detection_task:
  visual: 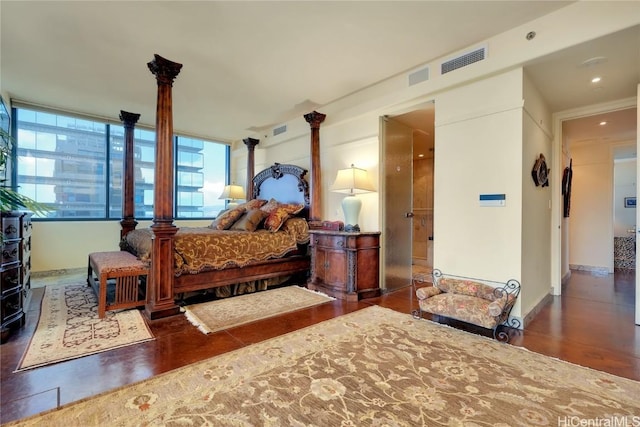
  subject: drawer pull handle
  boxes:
[337,241,344,247]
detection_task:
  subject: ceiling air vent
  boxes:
[408,67,429,86]
[273,124,287,136]
[441,46,486,75]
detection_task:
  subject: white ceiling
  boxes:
[0,1,637,147]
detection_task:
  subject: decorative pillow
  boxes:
[263,207,292,232]
[209,207,245,230]
[237,199,267,211]
[230,209,269,232]
[260,198,280,213]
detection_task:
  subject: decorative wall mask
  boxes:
[531,153,549,187]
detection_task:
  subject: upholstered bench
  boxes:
[87,251,149,318]
[412,269,521,342]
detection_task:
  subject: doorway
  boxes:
[380,103,435,291]
[557,104,638,325]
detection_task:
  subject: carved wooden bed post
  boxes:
[146,54,183,319]
[243,137,259,200]
[119,110,141,239]
[304,111,326,221]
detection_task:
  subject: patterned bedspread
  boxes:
[122,217,310,276]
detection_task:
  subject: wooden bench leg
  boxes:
[98,274,107,319]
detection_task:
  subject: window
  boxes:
[15,107,229,220]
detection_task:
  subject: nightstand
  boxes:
[307,230,381,301]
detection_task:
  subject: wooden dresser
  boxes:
[1,211,31,343]
[307,230,381,301]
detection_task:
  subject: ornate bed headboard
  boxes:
[253,163,310,219]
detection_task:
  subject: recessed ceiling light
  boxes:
[591,77,601,83]
[599,121,607,126]
[580,56,608,68]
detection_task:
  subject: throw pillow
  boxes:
[237,199,267,211]
[260,198,280,213]
[263,207,291,232]
[230,209,269,232]
[209,207,245,230]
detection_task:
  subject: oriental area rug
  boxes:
[183,285,335,334]
[16,284,154,372]
[7,306,640,426]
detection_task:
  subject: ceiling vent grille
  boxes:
[408,67,429,86]
[441,46,486,75]
[273,124,287,136]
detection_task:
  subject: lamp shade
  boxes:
[330,164,375,232]
[329,164,375,195]
[218,184,246,201]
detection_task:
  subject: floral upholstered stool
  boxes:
[87,251,149,318]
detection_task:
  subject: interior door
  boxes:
[381,116,413,291]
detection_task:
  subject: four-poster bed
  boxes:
[120,54,325,319]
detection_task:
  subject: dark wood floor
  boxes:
[1,269,639,424]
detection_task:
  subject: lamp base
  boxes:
[344,223,360,232]
[342,195,362,233]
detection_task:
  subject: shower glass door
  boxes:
[381,116,413,291]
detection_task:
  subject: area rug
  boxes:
[16,284,154,372]
[7,305,640,426]
[183,285,334,334]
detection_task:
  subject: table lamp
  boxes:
[218,184,246,208]
[330,164,375,231]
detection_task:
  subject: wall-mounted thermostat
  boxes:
[479,194,506,207]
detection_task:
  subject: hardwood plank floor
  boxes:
[1,269,638,424]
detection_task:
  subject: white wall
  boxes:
[521,72,553,318]
[434,69,523,283]
[569,142,613,272]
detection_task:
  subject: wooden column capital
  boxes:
[147,54,183,86]
[304,111,326,129]
[243,137,259,151]
[119,110,140,129]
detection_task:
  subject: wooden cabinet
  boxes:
[1,212,30,343]
[307,230,380,301]
[1,212,24,342]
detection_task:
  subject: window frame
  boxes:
[12,105,230,221]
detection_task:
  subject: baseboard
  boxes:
[561,270,571,285]
[521,292,554,329]
[32,267,85,279]
[569,264,610,276]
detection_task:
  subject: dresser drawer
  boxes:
[1,267,21,295]
[312,234,347,249]
[22,235,31,259]
[21,214,33,237]
[1,288,23,324]
[2,242,20,266]
[1,217,20,241]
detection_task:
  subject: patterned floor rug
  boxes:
[183,285,335,334]
[16,284,154,372]
[7,305,640,426]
